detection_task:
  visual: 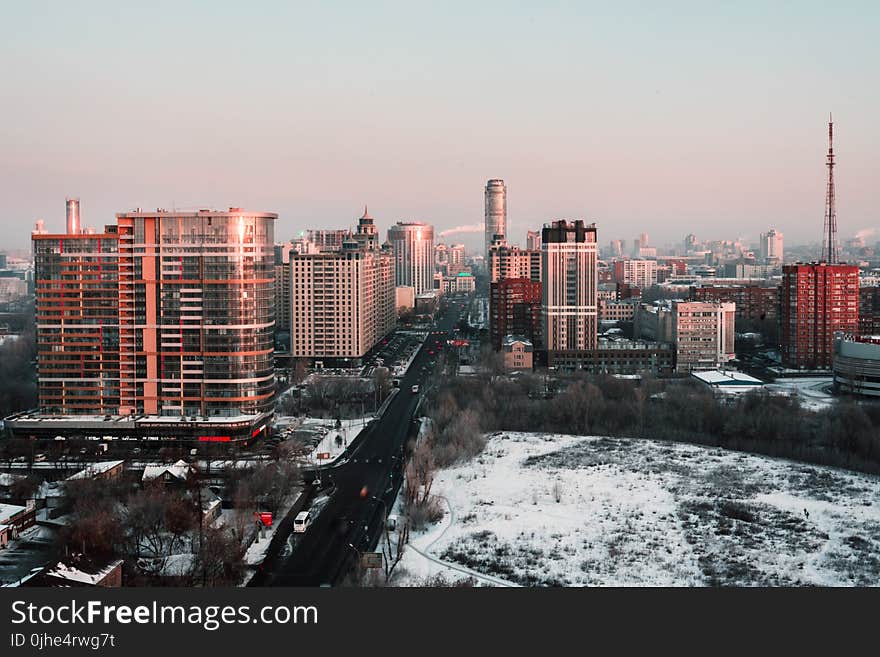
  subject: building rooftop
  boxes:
[66,461,125,481]
[691,370,764,388]
[0,503,27,524]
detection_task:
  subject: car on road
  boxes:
[411,384,420,394]
[294,511,313,533]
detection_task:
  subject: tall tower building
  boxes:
[484,179,507,260]
[541,220,598,353]
[387,222,435,294]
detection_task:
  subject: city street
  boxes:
[258,303,462,586]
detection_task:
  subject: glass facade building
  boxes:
[33,208,276,419]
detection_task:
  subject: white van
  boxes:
[293,511,312,533]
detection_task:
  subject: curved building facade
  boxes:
[833,334,880,397]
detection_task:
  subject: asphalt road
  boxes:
[261,300,462,586]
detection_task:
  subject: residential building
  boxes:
[488,240,541,283]
[613,259,657,289]
[490,278,542,350]
[541,220,598,353]
[859,286,880,337]
[690,285,779,322]
[305,229,349,252]
[672,301,736,372]
[599,298,639,322]
[780,263,860,369]
[760,229,784,264]
[526,230,541,251]
[291,213,395,361]
[28,206,276,420]
[502,336,533,371]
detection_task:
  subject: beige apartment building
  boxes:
[488,239,541,283]
[290,213,395,361]
[541,220,598,353]
[672,301,736,372]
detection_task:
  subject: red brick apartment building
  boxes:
[691,285,779,322]
[490,278,542,350]
[780,263,859,369]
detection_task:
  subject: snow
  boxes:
[0,503,27,525]
[764,377,835,411]
[66,460,124,480]
[142,460,191,482]
[297,416,373,465]
[392,433,880,586]
[45,559,122,585]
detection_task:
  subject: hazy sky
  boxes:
[1,1,878,251]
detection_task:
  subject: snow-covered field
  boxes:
[392,433,880,586]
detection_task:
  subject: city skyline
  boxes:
[2,3,879,250]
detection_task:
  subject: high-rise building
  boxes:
[273,242,295,348]
[859,286,880,337]
[388,222,435,294]
[490,278,542,350]
[484,179,507,259]
[434,243,450,275]
[780,263,859,369]
[30,207,277,420]
[526,230,541,251]
[613,259,657,289]
[488,240,541,283]
[305,228,350,251]
[448,244,466,274]
[759,229,784,264]
[541,220,598,352]
[291,211,395,361]
[671,301,736,372]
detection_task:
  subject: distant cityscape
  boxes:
[0,118,878,589]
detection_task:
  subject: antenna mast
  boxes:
[822,114,838,263]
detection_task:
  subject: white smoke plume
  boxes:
[854,227,877,241]
[439,223,484,238]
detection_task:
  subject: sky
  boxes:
[1,1,878,252]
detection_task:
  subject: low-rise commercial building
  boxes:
[833,334,880,398]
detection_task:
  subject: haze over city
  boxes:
[2,1,879,250]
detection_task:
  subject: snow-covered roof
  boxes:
[66,460,125,481]
[691,370,764,387]
[142,459,191,482]
[0,473,26,487]
[44,559,123,586]
[0,503,28,524]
